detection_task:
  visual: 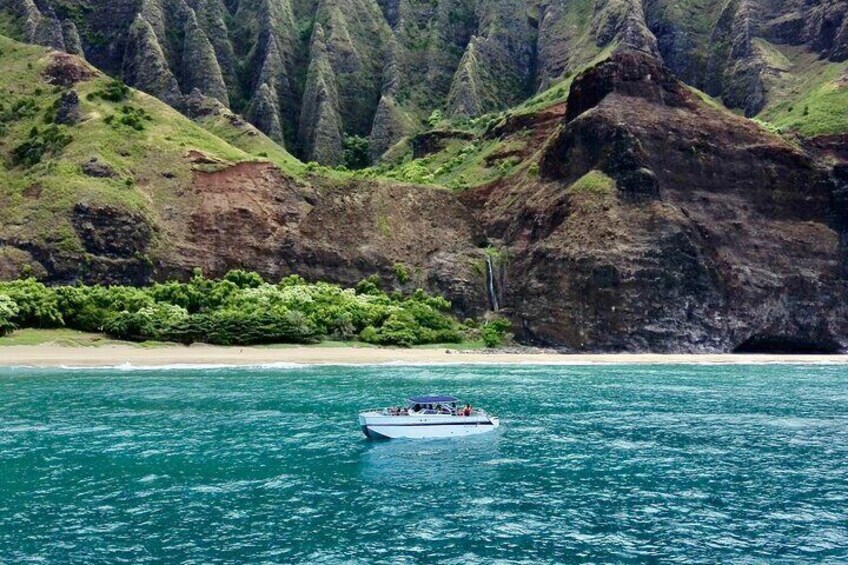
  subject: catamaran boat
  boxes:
[358,395,500,439]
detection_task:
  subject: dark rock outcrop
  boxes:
[53,90,81,125]
[42,52,95,86]
[476,52,848,351]
[410,130,475,159]
[72,203,153,259]
[562,51,689,123]
[80,158,117,178]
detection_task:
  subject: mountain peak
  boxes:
[565,51,692,123]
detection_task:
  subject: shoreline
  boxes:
[1,343,847,368]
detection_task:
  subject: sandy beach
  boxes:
[1,343,847,367]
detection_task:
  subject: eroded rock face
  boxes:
[68,203,156,285]
[3,5,848,352]
[647,0,848,115]
[122,13,183,109]
[80,158,117,178]
[7,0,843,163]
[71,203,153,258]
[297,23,345,165]
[42,52,95,87]
[150,161,489,317]
[445,0,533,118]
[53,90,81,125]
[145,53,846,351]
[476,52,848,351]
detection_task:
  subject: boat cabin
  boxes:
[408,395,458,414]
[382,395,476,416]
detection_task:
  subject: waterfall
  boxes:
[485,255,499,312]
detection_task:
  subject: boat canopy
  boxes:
[408,395,459,404]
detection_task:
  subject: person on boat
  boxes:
[463,404,472,416]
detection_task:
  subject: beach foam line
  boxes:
[1,357,846,371]
[56,361,315,371]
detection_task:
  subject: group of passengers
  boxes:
[388,403,474,416]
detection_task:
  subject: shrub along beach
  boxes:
[2,273,846,368]
[0,270,510,348]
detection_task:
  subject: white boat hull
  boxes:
[358,413,500,439]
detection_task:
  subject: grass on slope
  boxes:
[367,136,526,190]
[193,112,306,175]
[0,328,132,347]
[0,35,306,259]
[567,171,616,196]
[375,37,847,193]
[0,328,489,350]
[756,42,848,137]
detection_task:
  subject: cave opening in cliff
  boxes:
[733,335,842,354]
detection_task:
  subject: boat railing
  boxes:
[364,407,406,414]
[361,407,496,418]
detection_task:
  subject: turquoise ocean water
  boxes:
[1,363,847,563]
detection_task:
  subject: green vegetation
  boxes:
[687,85,730,112]
[481,318,511,348]
[89,79,130,103]
[1,97,39,123]
[11,124,73,167]
[567,170,616,196]
[368,136,525,189]
[756,44,848,136]
[194,111,305,176]
[359,45,629,191]
[104,105,153,131]
[343,134,370,170]
[0,271,493,348]
[0,11,21,40]
[0,294,18,336]
[0,327,131,347]
[393,263,411,284]
[0,34,308,259]
[513,75,574,117]
[0,278,63,327]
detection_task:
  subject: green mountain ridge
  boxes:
[2,0,845,166]
[1,3,848,353]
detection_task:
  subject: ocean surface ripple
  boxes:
[1,364,847,563]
